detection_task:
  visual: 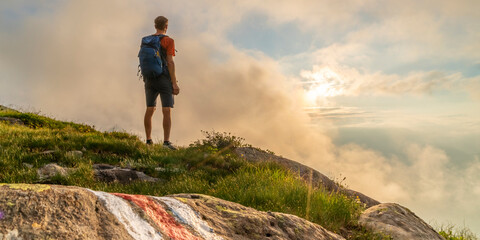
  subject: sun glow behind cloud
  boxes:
[302,67,345,105]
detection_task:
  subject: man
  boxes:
[143,16,180,149]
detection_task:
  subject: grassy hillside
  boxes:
[0,107,476,240]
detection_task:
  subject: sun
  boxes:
[302,67,344,105]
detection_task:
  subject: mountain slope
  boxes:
[0,105,447,239]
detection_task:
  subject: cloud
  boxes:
[0,1,149,130]
[464,76,480,100]
[330,142,480,231]
[0,0,336,161]
[299,64,480,103]
[1,0,479,235]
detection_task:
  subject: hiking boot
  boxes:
[146,139,153,145]
[163,141,177,150]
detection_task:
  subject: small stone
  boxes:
[22,163,33,168]
[37,163,68,180]
[136,172,158,182]
[66,150,83,158]
[93,164,115,170]
[94,167,159,184]
[81,147,87,151]
[40,150,56,155]
[154,167,181,173]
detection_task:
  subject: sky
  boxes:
[1,0,479,235]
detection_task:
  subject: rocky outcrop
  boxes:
[0,117,24,125]
[93,164,160,183]
[235,147,380,208]
[169,194,344,240]
[359,203,444,240]
[35,163,159,184]
[0,184,344,240]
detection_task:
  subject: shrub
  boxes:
[191,130,245,150]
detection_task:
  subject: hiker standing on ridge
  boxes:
[141,16,180,149]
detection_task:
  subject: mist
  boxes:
[1,0,479,234]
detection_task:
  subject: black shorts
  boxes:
[144,74,174,108]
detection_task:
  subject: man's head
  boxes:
[154,16,168,32]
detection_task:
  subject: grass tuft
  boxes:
[436,224,478,240]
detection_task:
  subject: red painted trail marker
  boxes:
[113,193,201,240]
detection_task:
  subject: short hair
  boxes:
[154,16,168,30]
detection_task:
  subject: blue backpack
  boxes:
[138,34,167,79]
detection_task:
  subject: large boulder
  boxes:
[0,184,344,240]
[235,147,380,208]
[359,203,444,240]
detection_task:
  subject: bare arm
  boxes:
[166,54,179,95]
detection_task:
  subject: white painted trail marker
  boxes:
[156,197,224,240]
[89,190,163,240]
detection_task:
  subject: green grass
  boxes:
[436,224,478,240]
[0,109,396,239]
[0,110,95,132]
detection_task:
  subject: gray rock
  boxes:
[172,193,345,240]
[40,150,57,155]
[0,117,24,126]
[22,163,33,169]
[359,203,444,240]
[0,184,132,239]
[155,167,181,173]
[65,150,83,158]
[37,163,69,180]
[92,163,115,170]
[93,164,159,183]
